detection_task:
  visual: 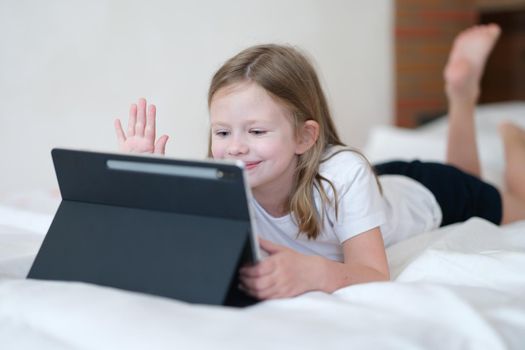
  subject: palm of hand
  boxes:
[121,135,155,153]
[114,98,169,155]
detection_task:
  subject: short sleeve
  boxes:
[320,151,385,243]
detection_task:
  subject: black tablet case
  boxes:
[28,149,258,307]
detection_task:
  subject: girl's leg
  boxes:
[499,122,525,224]
[443,24,501,177]
[442,25,525,224]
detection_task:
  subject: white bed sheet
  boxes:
[0,206,524,350]
[364,101,525,188]
[1,102,525,349]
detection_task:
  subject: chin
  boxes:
[246,176,264,191]
[246,178,258,189]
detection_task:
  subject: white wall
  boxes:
[0,0,393,195]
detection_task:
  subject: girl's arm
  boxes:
[320,226,390,292]
[114,98,169,154]
[239,227,389,299]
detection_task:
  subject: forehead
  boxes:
[209,82,292,124]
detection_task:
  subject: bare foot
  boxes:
[444,24,501,102]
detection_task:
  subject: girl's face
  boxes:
[210,82,302,196]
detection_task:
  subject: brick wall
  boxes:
[395,0,477,127]
[480,8,525,103]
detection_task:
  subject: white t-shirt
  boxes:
[251,146,442,262]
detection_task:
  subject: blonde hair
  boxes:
[207,44,373,240]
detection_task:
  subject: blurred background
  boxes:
[0,0,523,196]
[0,0,394,195]
[396,0,525,127]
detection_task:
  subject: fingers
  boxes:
[145,104,156,141]
[240,261,277,299]
[114,118,126,145]
[135,98,147,136]
[239,257,299,299]
[121,98,166,154]
[248,285,284,300]
[154,135,169,155]
[239,258,275,278]
[127,103,137,136]
[241,275,276,295]
[259,238,283,254]
[240,274,290,300]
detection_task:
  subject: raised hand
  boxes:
[114,98,169,154]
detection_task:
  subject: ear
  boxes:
[295,120,320,155]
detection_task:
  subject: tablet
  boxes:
[28,148,261,306]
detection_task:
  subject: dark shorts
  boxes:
[373,160,503,226]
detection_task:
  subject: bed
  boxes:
[1,102,524,349]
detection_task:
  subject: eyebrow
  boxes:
[210,122,228,128]
[210,120,270,127]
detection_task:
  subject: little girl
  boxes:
[114,24,525,300]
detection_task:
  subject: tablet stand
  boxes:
[28,149,259,307]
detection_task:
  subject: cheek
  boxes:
[257,143,278,157]
[210,141,222,159]
[258,138,293,159]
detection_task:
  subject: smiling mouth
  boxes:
[244,161,261,170]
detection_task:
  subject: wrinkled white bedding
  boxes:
[1,207,524,349]
[1,102,524,349]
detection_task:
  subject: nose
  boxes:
[227,135,249,156]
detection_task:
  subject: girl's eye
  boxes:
[250,129,267,136]
[214,130,230,137]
